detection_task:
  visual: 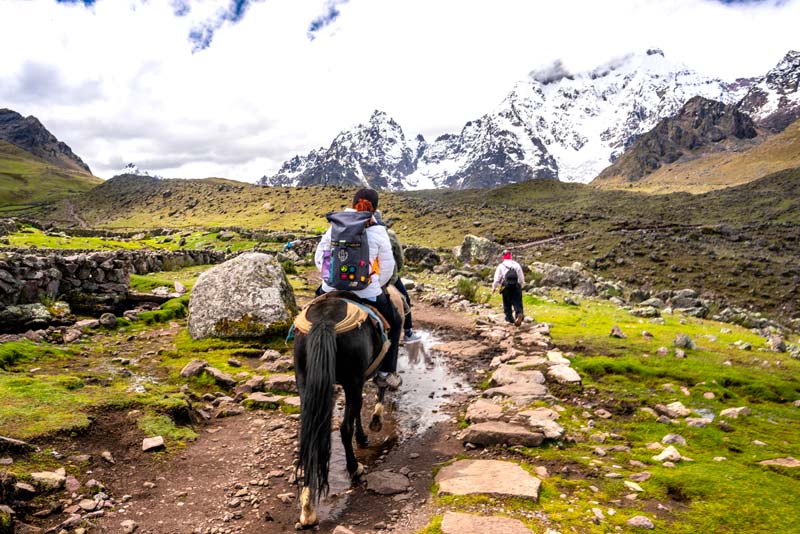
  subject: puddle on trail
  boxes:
[318,328,472,521]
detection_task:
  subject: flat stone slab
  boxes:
[758,457,800,468]
[435,459,541,500]
[490,365,545,387]
[465,399,504,423]
[547,364,581,385]
[483,383,549,404]
[365,471,409,495]
[243,392,285,409]
[441,512,533,534]
[461,422,544,447]
[431,340,491,358]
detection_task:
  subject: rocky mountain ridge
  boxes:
[0,108,92,174]
[261,49,798,190]
[594,96,759,183]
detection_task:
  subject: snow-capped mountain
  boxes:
[262,49,798,189]
[737,50,800,133]
[118,163,160,178]
[259,111,417,190]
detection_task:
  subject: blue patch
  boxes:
[189,0,264,52]
[307,0,349,40]
[55,0,96,5]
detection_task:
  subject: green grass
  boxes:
[0,340,72,370]
[137,413,197,443]
[0,141,101,208]
[138,296,190,324]
[129,264,212,293]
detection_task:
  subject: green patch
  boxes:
[136,414,197,443]
[0,341,72,370]
[139,296,190,324]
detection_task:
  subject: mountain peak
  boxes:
[736,49,800,133]
[0,108,92,174]
[119,163,160,178]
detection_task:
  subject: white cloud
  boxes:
[0,0,797,180]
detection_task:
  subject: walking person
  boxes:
[492,250,525,326]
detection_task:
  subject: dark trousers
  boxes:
[501,285,523,323]
[373,292,403,374]
[393,278,413,332]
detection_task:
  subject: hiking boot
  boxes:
[404,330,422,342]
[514,314,524,326]
[374,372,403,390]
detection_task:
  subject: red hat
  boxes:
[502,250,512,260]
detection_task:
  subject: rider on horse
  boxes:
[313,188,404,390]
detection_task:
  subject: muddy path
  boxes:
[84,302,482,534]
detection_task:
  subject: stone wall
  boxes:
[0,249,226,311]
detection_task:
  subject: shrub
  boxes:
[281,259,297,275]
[456,278,489,304]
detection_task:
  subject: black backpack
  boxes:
[323,211,374,291]
[503,265,519,288]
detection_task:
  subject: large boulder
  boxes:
[188,253,298,339]
[453,235,503,265]
[403,246,441,269]
[529,262,594,292]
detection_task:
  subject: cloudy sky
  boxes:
[0,0,797,181]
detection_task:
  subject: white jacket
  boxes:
[492,259,525,292]
[314,209,395,298]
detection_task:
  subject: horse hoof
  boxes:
[351,463,365,479]
[369,419,382,432]
[356,436,369,447]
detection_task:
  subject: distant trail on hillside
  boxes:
[511,232,585,250]
[64,199,89,229]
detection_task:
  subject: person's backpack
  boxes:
[322,211,375,291]
[503,265,519,288]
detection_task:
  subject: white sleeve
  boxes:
[374,227,395,287]
[314,227,332,271]
[492,264,504,290]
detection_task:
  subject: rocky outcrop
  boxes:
[737,50,800,133]
[453,235,503,265]
[595,96,758,183]
[0,108,92,174]
[188,253,298,339]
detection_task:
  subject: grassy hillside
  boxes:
[0,141,102,214]
[36,168,800,325]
[594,119,800,193]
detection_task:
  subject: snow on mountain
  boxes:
[118,163,161,178]
[261,49,800,189]
[737,50,800,133]
[259,111,417,191]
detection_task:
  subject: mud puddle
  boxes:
[318,329,472,522]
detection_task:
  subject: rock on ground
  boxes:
[188,252,298,339]
[142,436,165,452]
[465,399,504,423]
[364,471,409,495]
[441,511,533,534]
[627,515,655,529]
[720,406,751,418]
[547,364,581,385]
[453,235,503,265]
[435,459,541,500]
[461,422,544,447]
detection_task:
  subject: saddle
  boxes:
[291,288,407,379]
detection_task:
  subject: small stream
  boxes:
[318,328,472,520]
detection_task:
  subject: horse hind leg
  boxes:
[296,487,317,529]
[369,386,387,432]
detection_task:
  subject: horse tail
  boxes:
[299,319,337,503]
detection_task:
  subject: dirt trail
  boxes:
[85,302,479,534]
